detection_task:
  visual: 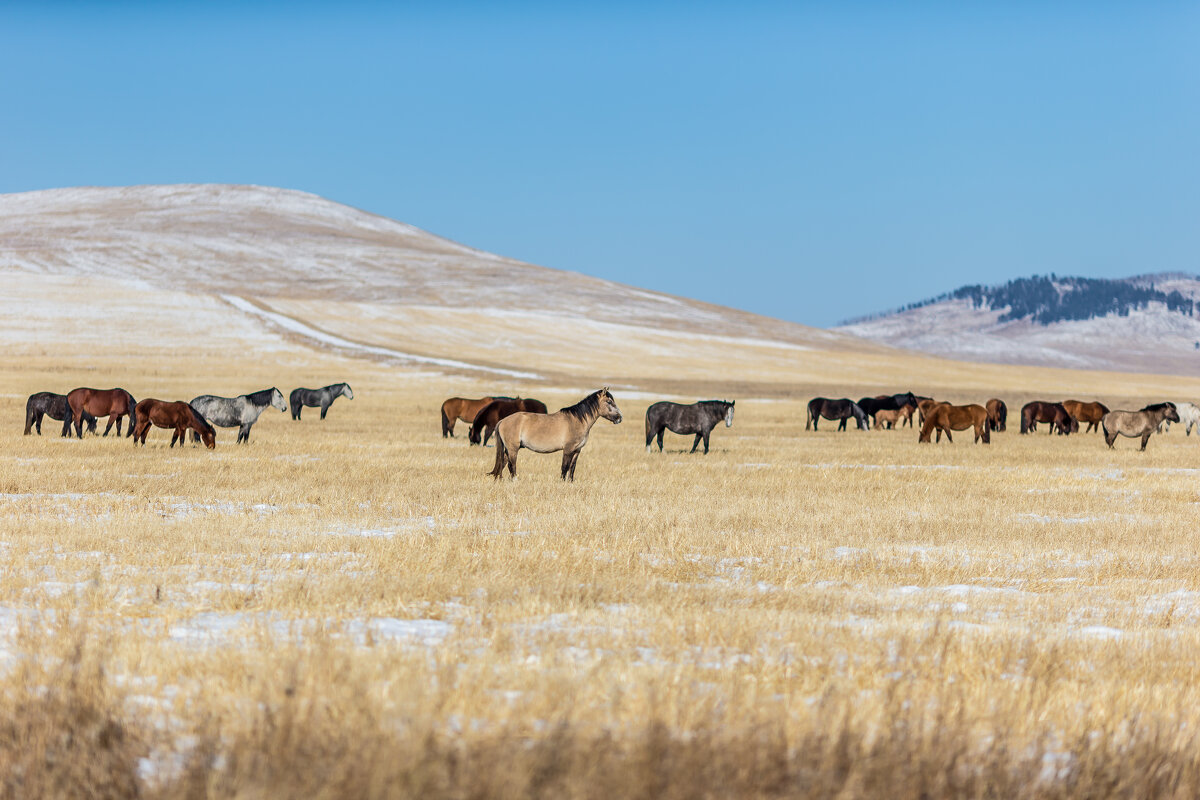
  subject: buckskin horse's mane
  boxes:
[561,390,604,422]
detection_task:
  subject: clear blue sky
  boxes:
[2,2,1197,326]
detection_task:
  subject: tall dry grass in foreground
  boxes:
[2,351,1200,797]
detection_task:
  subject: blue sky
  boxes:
[2,2,1197,327]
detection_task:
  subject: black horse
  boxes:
[24,392,96,436]
[856,392,918,424]
[289,383,354,420]
[644,400,735,454]
[806,398,869,431]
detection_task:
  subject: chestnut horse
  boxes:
[490,388,622,481]
[918,403,990,444]
[1061,400,1109,434]
[133,399,216,449]
[1020,401,1078,435]
[985,399,1007,432]
[66,387,137,439]
[441,396,511,438]
[469,397,549,446]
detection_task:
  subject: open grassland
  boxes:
[4,348,1200,799]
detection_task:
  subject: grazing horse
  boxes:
[806,398,869,431]
[918,403,991,444]
[290,383,353,420]
[1172,402,1200,436]
[469,397,549,446]
[915,397,940,426]
[66,387,137,439]
[1061,400,1110,434]
[190,388,288,444]
[1103,404,1180,451]
[985,399,1007,432]
[25,392,96,436]
[645,400,735,454]
[490,388,622,481]
[1020,401,1078,435]
[441,396,511,438]
[133,399,216,449]
[857,392,918,425]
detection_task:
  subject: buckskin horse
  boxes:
[25,392,96,436]
[1020,401,1078,435]
[985,398,1008,432]
[133,399,216,449]
[290,383,353,421]
[469,397,548,446]
[806,398,869,431]
[441,395,511,438]
[191,387,288,444]
[490,388,622,481]
[644,399,735,454]
[65,387,137,438]
[1061,400,1110,434]
[1103,404,1180,451]
[918,403,991,444]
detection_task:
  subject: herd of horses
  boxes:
[806,392,1195,451]
[23,383,353,447]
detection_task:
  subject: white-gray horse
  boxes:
[190,388,288,444]
[1159,401,1200,435]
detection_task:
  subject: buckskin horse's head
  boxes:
[598,387,622,424]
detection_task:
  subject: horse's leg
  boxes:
[568,450,581,481]
[561,449,574,480]
[506,444,517,477]
[1141,432,1151,451]
[690,434,702,453]
[944,429,952,443]
[656,430,665,452]
[239,424,251,444]
[102,414,116,437]
[483,425,496,447]
[703,431,711,454]
[838,418,846,431]
[320,402,330,420]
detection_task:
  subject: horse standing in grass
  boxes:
[1061,400,1109,433]
[644,400,735,454]
[441,396,510,438]
[1172,401,1200,436]
[985,399,1007,432]
[1020,401,1078,435]
[191,388,287,444]
[25,392,95,436]
[65,387,137,439]
[857,392,918,426]
[490,388,622,481]
[806,398,869,431]
[1103,404,1179,451]
[290,383,353,420]
[918,403,991,444]
[469,398,548,446]
[133,399,216,449]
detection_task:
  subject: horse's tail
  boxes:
[125,390,137,437]
[23,396,36,435]
[805,404,812,431]
[441,403,451,437]
[489,429,507,478]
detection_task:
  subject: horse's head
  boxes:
[271,388,288,413]
[200,429,216,449]
[724,401,735,428]
[1166,403,1181,423]
[342,384,355,400]
[599,387,622,424]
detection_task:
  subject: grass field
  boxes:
[4,345,1200,799]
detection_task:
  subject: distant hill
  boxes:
[837,273,1200,375]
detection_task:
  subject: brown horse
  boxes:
[916,398,944,427]
[1062,400,1110,434]
[469,397,548,446]
[66,387,138,439]
[490,388,622,481]
[985,398,1007,432]
[1103,404,1180,451]
[441,396,511,438]
[918,403,991,444]
[1020,401,1078,435]
[133,399,216,449]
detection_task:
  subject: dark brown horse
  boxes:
[985,398,1008,432]
[66,387,137,439]
[1020,401,1078,435]
[441,396,512,438]
[1061,400,1110,433]
[133,399,216,449]
[806,398,869,431]
[918,403,991,444]
[469,397,548,446]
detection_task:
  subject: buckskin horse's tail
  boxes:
[489,429,507,478]
[805,403,812,431]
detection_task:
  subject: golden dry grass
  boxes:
[4,341,1200,798]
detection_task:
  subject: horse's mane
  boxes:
[189,406,216,436]
[698,400,733,409]
[245,388,276,406]
[560,390,603,421]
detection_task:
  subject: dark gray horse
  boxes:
[645,400,734,454]
[290,383,354,420]
[190,388,288,444]
[24,392,96,436]
[806,398,870,431]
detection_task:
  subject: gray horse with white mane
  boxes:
[190,388,288,444]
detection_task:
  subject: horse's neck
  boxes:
[331,385,344,398]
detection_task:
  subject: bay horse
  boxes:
[441,396,511,438]
[133,399,216,449]
[25,392,96,436]
[469,397,548,446]
[1020,401,1078,435]
[191,387,288,444]
[918,403,991,444]
[806,398,869,431]
[1103,404,1180,451]
[644,400,735,454]
[1061,400,1109,434]
[915,397,940,427]
[985,399,1007,432]
[290,383,353,420]
[66,387,137,439]
[490,388,622,481]
[857,392,918,425]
